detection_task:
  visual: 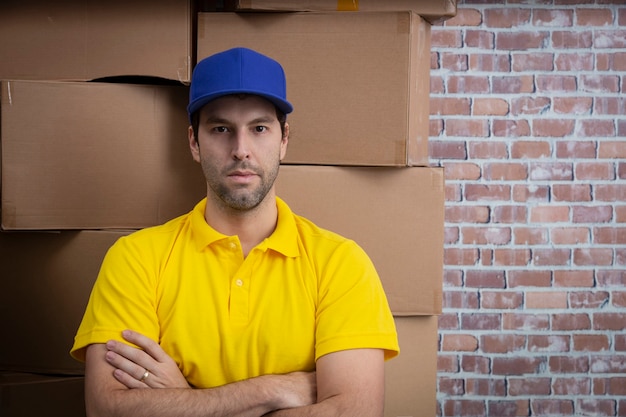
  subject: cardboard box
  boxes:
[214,0,457,24]
[0,0,192,82]
[275,165,444,315]
[197,11,432,166]
[0,372,85,417]
[385,316,438,417]
[1,80,206,230]
[0,230,130,375]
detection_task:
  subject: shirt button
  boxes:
[235,279,243,287]
[229,242,237,250]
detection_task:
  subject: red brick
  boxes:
[526,291,568,309]
[572,205,613,223]
[532,118,576,137]
[573,248,613,266]
[590,355,626,373]
[579,399,617,417]
[549,355,589,373]
[438,354,459,373]
[441,52,468,72]
[493,119,531,137]
[595,97,626,115]
[594,227,626,244]
[598,141,626,158]
[468,140,508,159]
[577,119,616,137]
[508,270,551,287]
[481,334,525,353]
[445,226,459,244]
[576,162,615,181]
[481,248,493,267]
[594,313,626,331]
[513,184,550,202]
[469,53,510,72]
[573,334,610,352]
[444,248,479,266]
[493,205,527,224]
[442,334,478,352]
[512,52,554,71]
[438,313,459,330]
[618,206,626,223]
[442,400,486,417]
[595,29,626,48]
[430,74,444,94]
[570,291,610,309]
[614,292,626,308]
[529,335,570,353]
[553,377,591,395]
[488,400,530,417]
[551,227,590,245]
[446,183,462,202]
[511,96,551,116]
[481,291,523,309]
[529,161,573,180]
[446,205,489,223]
[430,140,467,160]
[430,97,471,115]
[530,205,570,223]
[462,355,491,374]
[595,184,626,201]
[533,8,574,27]
[552,313,592,331]
[577,8,614,26]
[444,290,480,310]
[511,140,551,159]
[473,98,509,116]
[552,30,592,48]
[597,270,626,286]
[444,162,481,181]
[461,313,501,331]
[553,97,594,115]
[431,28,462,48]
[556,52,594,71]
[553,270,594,287]
[532,248,571,266]
[536,75,577,92]
[493,249,531,267]
[446,119,490,137]
[465,271,506,288]
[466,378,506,396]
[465,30,494,49]
[439,377,464,396]
[514,227,549,245]
[497,31,549,50]
[430,50,439,70]
[492,75,534,94]
[484,162,527,181]
[465,184,511,201]
[485,8,531,28]
[581,74,621,93]
[503,313,550,331]
[616,334,626,351]
[531,399,575,416]
[448,75,490,94]
[493,357,544,376]
[552,184,592,202]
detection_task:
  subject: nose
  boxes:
[231,130,251,160]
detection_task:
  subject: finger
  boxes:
[122,329,171,363]
[105,348,151,382]
[106,339,156,372]
[112,368,150,390]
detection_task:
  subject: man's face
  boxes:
[189,95,288,212]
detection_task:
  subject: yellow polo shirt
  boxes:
[71,197,398,388]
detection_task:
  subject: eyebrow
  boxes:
[203,116,277,125]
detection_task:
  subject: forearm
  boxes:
[264,395,382,417]
[88,374,283,417]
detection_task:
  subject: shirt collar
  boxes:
[190,197,300,258]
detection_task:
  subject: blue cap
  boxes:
[188,47,293,120]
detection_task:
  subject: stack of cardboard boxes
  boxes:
[0,1,453,415]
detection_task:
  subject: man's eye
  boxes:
[255,126,267,133]
[213,126,228,133]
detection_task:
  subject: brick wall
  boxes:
[430,1,626,416]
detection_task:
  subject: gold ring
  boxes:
[140,370,150,382]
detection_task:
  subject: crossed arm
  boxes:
[84,330,385,417]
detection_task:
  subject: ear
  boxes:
[188,125,201,163]
[279,122,289,161]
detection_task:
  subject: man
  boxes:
[71,47,399,416]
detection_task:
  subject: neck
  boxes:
[204,191,278,257]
